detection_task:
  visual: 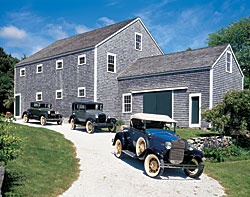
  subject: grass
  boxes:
[176,128,216,139]
[2,123,80,197]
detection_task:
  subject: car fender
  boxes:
[22,111,29,118]
[86,118,95,124]
[112,132,126,148]
[192,149,205,162]
[109,118,116,124]
[39,114,47,119]
[139,148,164,160]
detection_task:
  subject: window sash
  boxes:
[123,94,132,113]
[107,54,116,73]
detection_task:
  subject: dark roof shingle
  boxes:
[118,44,228,79]
[17,18,137,65]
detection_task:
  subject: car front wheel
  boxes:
[23,114,29,123]
[114,139,124,158]
[70,118,76,130]
[57,119,62,125]
[184,158,204,178]
[40,115,46,126]
[144,154,164,178]
[86,120,95,134]
[136,137,147,156]
[108,122,117,133]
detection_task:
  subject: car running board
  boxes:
[122,150,137,158]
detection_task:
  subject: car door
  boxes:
[77,104,86,123]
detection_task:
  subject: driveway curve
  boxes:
[17,120,225,197]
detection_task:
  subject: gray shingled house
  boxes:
[14,17,244,128]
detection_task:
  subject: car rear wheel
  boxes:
[70,118,76,130]
[86,120,95,134]
[136,137,147,156]
[108,122,117,133]
[114,139,124,158]
[23,114,29,123]
[40,115,46,126]
[184,158,204,178]
[144,154,164,178]
[57,119,62,125]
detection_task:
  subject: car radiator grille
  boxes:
[50,111,56,117]
[98,114,106,123]
[169,139,186,164]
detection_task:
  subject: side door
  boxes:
[77,104,86,123]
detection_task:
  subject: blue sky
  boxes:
[0,0,249,59]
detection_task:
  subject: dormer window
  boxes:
[78,54,86,65]
[56,60,63,70]
[135,32,142,51]
[20,68,25,77]
[37,64,43,73]
[226,51,232,73]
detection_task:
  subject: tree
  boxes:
[206,15,250,89]
[0,47,19,113]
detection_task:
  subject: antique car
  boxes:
[69,102,116,134]
[22,101,63,126]
[113,113,205,178]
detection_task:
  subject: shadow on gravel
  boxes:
[21,120,56,127]
[115,154,201,181]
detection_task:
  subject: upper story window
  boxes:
[78,54,86,65]
[36,92,42,101]
[226,51,232,73]
[56,60,63,70]
[122,93,132,113]
[56,89,63,99]
[20,68,25,77]
[78,87,86,97]
[37,64,43,73]
[135,32,142,51]
[107,53,116,73]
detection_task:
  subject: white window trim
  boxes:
[56,60,63,70]
[189,93,201,128]
[225,51,232,73]
[14,93,21,118]
[20,68,25,77]
[135,32,142,51]
[107,52,116,73]
[78,87,86,97]
[36,92,42,101]
[56,89,63,99]
[78,54,86,65]
[122,93,132,113]
[36,64,43,73]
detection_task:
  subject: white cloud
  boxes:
[0,25,27,39]
[75,25,90,34]
[98,17,115,26]
[47,24,67,40]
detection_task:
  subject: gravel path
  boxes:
[17,120,226,197]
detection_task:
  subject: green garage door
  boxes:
[143,91,172,118]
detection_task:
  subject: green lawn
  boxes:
[176,128,216,139]
[2,123,80,197]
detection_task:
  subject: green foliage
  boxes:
[206,15,250,89]
[0,47,19,113]
[0,115,23,165]
[116,119,125,127]
[203,89,250,135]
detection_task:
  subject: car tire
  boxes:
[57,119,62,125]
[70,118,76,130]
[144,154,164,178]
[114,139,124,158]
[23,114,29,123]
[40,115,46,126]
[184,158,204,179]
[86,120,95,134]
[108,122,117,133]
[136,137,147,156]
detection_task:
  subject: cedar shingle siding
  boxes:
[14,18,243,128]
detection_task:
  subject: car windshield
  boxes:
[39,103,52,109]
[85,104,103,111]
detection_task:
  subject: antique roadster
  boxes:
[113,113,205,178]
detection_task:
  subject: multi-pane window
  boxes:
[20,68,25,76]
[36,92,42,101]
[123,93,132,113]
[56,90,63,99]
[56,60,63,70]
[78,87,86,97]
[37,64,43,73]
[226,51,232,73]
[107,53,116,73]
[135,33,142,51]
[78,54,86,65]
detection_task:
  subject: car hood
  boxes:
[146,129,179,142]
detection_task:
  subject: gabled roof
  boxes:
[118,44,229,79]
[16,18,138,66]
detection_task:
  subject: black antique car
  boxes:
[22,101,63,126]
[113,113,205,178]
[69,102,116,134]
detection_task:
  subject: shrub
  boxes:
[116,119,125,127]
[0,114,23,165]
[203,89,250,136]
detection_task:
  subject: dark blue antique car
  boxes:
[113,113,205,178]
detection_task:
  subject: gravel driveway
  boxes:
[17,120,225,197]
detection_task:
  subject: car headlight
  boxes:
[165,142,172,150]
[48,111,50,114]
[107,115,110,119]
[188,144,194,151]
[56,111,59,114]
[95,114,99,118]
